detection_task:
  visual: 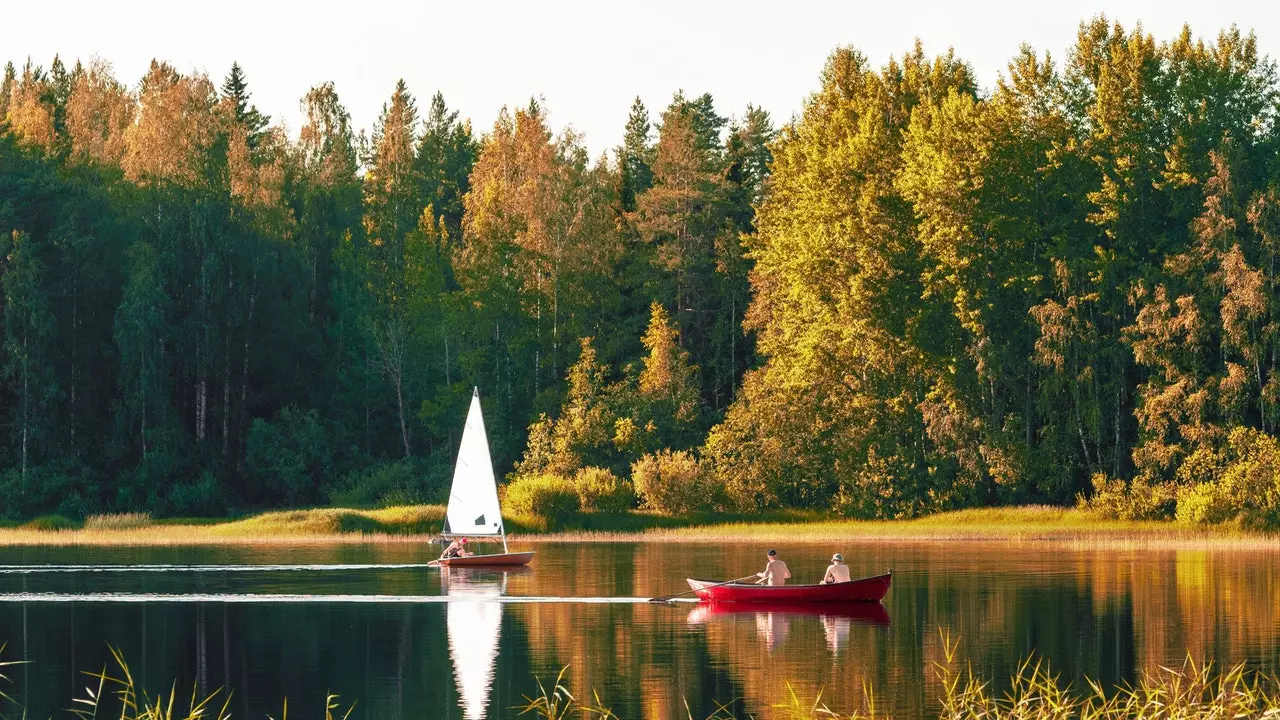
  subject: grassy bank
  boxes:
[0,505,1276,548]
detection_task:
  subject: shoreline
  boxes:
[0,505,1276,549]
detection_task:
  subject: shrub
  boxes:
[1078,473,1177,520]
[0,460,104,521]
[20,514,80,531]
[631,450,714,514]
[84,512,153,530]
[168,472,226,517]
[246,406,331,505]
[1175,482,1237,526]
[329,458,446,507]
[1175,427,1280,529]
[504,473,580,526]
[574,466,635,513]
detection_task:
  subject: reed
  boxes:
[85,512,154,530]
[3,640,1280,719]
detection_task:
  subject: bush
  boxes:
[0,460,104,521]
[329,458,446,507]
[574,466,635,513]
[631,450,714,514]
[168,472,225,517]
[246,406,331,505]
[504,473,580,526]
[20,514,80,531]
[1175,427,1280,529]
[1078,473,1177,520]
[1175,482,1237,526]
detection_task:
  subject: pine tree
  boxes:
[619,97,653,212]
[0,61,15,120]
[221,62,270,149]
[415,91,477,256]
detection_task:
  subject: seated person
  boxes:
[440,537,471,558]
[755,549,791,586]
[822,553,851,584]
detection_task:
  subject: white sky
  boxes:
[6,0,1279,156]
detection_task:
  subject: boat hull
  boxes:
[433,552,535,567]
[686,572,891,603]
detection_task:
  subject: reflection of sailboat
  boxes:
[444,568,506,720]
[436,389,533,567]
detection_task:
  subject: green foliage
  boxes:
[503,473,581,526]
[329,458,447,507]
[7,25,1280,523]
[573,466,636,513]
[246,407,331,506]
[19,514,79,530]
[1175,427,1280,529]
[1078,473,1179,521]
[0,460,103,521]
[631,449,716,514]
[168,472,225,517]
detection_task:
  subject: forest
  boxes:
[3,17,1280,525]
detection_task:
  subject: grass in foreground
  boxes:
[3,639,1277,719]
[0,505,1276,548]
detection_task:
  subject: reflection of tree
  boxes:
[5,543,1280,718]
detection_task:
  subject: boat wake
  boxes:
[0,563,437,574]
[0,592,656,604]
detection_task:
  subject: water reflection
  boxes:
[0,543,1278,720]
[687,602,890,656]
[443,568,509,720]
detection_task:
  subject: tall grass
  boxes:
[85,512,154,530]
[3,639,1280,718]
[932,629,1280,719]
[1,504,1279,547]
[516,637,1280,719]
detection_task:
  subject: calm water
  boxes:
[0,542,1277,719]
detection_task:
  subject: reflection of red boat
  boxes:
[686,572,891,603]
[688,600,891,627]
[430,552,535,568]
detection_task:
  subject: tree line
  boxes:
[3,17,1280,522]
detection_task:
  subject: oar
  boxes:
[648,574,758,603]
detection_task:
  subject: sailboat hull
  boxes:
[433,551,535,567]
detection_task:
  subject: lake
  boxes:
[0,541,1277,719]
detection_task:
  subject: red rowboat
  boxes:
[430,552,535,568]
[686,571,891,603]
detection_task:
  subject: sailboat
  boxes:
[433,388,535,567]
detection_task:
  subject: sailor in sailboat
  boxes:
[441,537,472,559]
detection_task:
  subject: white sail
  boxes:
[445,390,504,537]
[445,570,504,720]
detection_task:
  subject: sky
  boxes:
[5,0,1280,157]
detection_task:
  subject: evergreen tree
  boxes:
[221,62,270,149]
[0,61,15,120]
[618,96,653,212]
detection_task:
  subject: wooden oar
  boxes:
[648,574,758,603]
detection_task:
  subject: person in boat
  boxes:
[755,549,791,586]
[440,537,472,559]
[822,553,852,584]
